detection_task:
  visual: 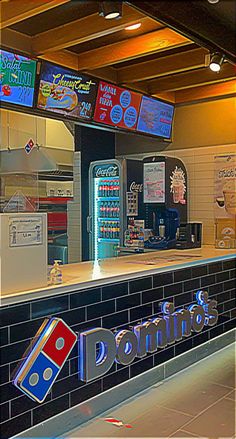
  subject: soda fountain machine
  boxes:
[143,156,188,250]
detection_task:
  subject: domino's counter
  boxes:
[0,246,235,439]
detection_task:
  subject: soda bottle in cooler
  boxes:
[111,180,114,197]
[99,202,103,217]
[106,221,109,238]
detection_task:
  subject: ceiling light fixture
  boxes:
[99,1,122,20]
[207,0,220,4]
[209,53,225,72]
[125,22,142,31]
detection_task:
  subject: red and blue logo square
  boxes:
[13,318,77,403]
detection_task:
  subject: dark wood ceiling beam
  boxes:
[0,28,32,55]
[32,5,147,55]
[117,47,208,84]
[127,1,236,64]
[74,28,191,71]
[0,0,69,30]
[145,63,236,94]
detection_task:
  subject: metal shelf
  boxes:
[96,197,120,201]
[98,217,120,221]
[98,238,119,243]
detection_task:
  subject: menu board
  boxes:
[93,81,142,130]
[37,62,98,120]
[0,50,37,108]
[143,162,165,203]
[137,96,174,138]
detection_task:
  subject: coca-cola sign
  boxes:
[130,181,143,193]
[95,165,119,178]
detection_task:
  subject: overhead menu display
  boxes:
[137,96,174,138]
[37,62,98,120]
[94,81,142,130]
[0,50,37,108]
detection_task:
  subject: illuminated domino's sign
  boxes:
[13,290,217,403]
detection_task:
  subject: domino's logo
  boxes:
[13,291,218,404]
[13,318,77,403]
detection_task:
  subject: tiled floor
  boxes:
[65,343,235,438]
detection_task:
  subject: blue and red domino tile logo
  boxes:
[13,318,77,403]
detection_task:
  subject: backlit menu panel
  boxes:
[94,81,142,130]
[137,96,174,139]
[0,50,37,108]
[37,62,98,120]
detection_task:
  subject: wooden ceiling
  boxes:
[1,0,235,104]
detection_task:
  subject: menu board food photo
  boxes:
[93,81,142,130]
[137,96,174,138]
[37,62,98,120]
[0,50,37,108]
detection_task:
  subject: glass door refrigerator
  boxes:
[88,160,124,260]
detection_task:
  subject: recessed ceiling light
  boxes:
[125,23,142,31]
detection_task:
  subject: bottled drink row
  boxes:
[99,221,120,239]
[98,180,120,198]
[99,201,120,218]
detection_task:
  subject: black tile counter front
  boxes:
[0,257,235,438]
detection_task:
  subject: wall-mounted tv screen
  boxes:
[0,49,37,108]
[93,81,142,131]
[137,96,174,139]
[37,62,98,120]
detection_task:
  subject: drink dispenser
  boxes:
[143,156,188,250]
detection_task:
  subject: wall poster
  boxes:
[9,216,42,247]
[214,155,236,249]
[143,162,165,203]
[214,155,236,218]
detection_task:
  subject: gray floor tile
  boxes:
[153,381,232,417]
[169,429,201,437]
[65,344,236,439]
[182,397,235,438]
[226,389,236,401]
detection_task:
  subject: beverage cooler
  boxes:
[88,159,144,260]
[88,160,123,259]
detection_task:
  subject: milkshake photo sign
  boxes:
[143,162,165,203]
[37,62,98,120]
[170,166,186,205]
[0,50,37,108]
[93,81,142,130]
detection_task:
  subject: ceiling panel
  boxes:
[9,0,99,36]
[69,18,163,54]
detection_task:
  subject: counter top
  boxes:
[1,246,235,306]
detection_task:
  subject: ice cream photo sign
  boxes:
[93,81,142,130]
[37,62,98,120]
[0,50,37,108]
